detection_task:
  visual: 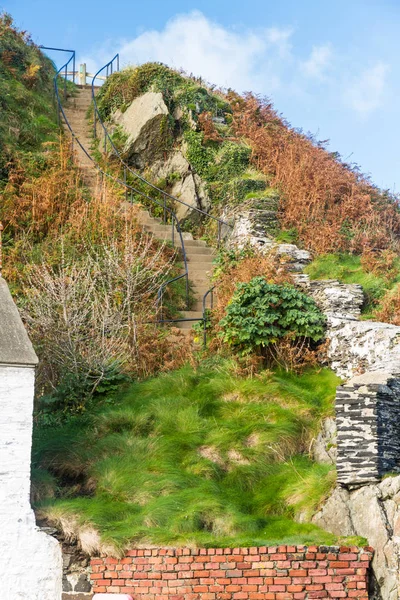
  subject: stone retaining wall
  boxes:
[336,373,400,486]
[90,545,372,599]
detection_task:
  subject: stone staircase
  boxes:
[63,86,215,334]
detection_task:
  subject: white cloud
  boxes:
[300,44,333,80]
[81,11,390,123]
[346,62,389,116]
[265,27,293,58]
[111,11,293,93]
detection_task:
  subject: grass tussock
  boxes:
[34,362,341,553]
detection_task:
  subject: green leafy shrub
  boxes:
[219,277,326,355]
[211,142,251,180]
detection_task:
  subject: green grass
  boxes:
[304,253,400,316]
[34,361,341,551]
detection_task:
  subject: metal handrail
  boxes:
[91,56,232,243]
[90,55,232,319]
[39,46,76,93]
[50,49,190,312]
[202,286,215,347]
[156,273,187,322]
[47,47,223,340]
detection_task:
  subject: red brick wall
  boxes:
[90,545,372,599]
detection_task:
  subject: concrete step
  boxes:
[177,319,200,330]
[151,231,195,243]
[192,298,215,310]
[144,224,178,234]
[175,239,206,247]
[187,254,214,263]
[188,269,212,279]
[183,311,203,319]
[185,246,215,256]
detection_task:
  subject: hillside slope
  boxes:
[0,13,57,187]
[95,63,400,322]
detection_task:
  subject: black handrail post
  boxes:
[157,287,164,322]
[203,293,207,349]
[172,217,175,247]
[64,64,67,101]
[117,54,120,71]
[73,52,76,84]
[202,286,215,348]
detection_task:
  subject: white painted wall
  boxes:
[0,364,62,600]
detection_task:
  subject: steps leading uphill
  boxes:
[63,87,215,334]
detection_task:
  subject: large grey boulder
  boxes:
[113,91,169,168]
[313,478,400,600]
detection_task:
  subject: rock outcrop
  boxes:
[311,417,337,465]
[113,91,169,167]
[296,274,400,381]
[150,150,211,220]
[225,195,279,250]
[313,477,400,600]
[301,278,364,320]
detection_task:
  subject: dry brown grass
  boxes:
[374,285,400,326]
[230,93,400,256]
[213,251,293,324]
[2,137,195,384]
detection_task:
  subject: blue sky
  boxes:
[3,0,400,191]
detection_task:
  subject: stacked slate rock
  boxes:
[336,372,400,487]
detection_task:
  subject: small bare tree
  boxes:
[23,229,176,396]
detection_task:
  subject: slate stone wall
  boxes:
[336,373,400,486]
